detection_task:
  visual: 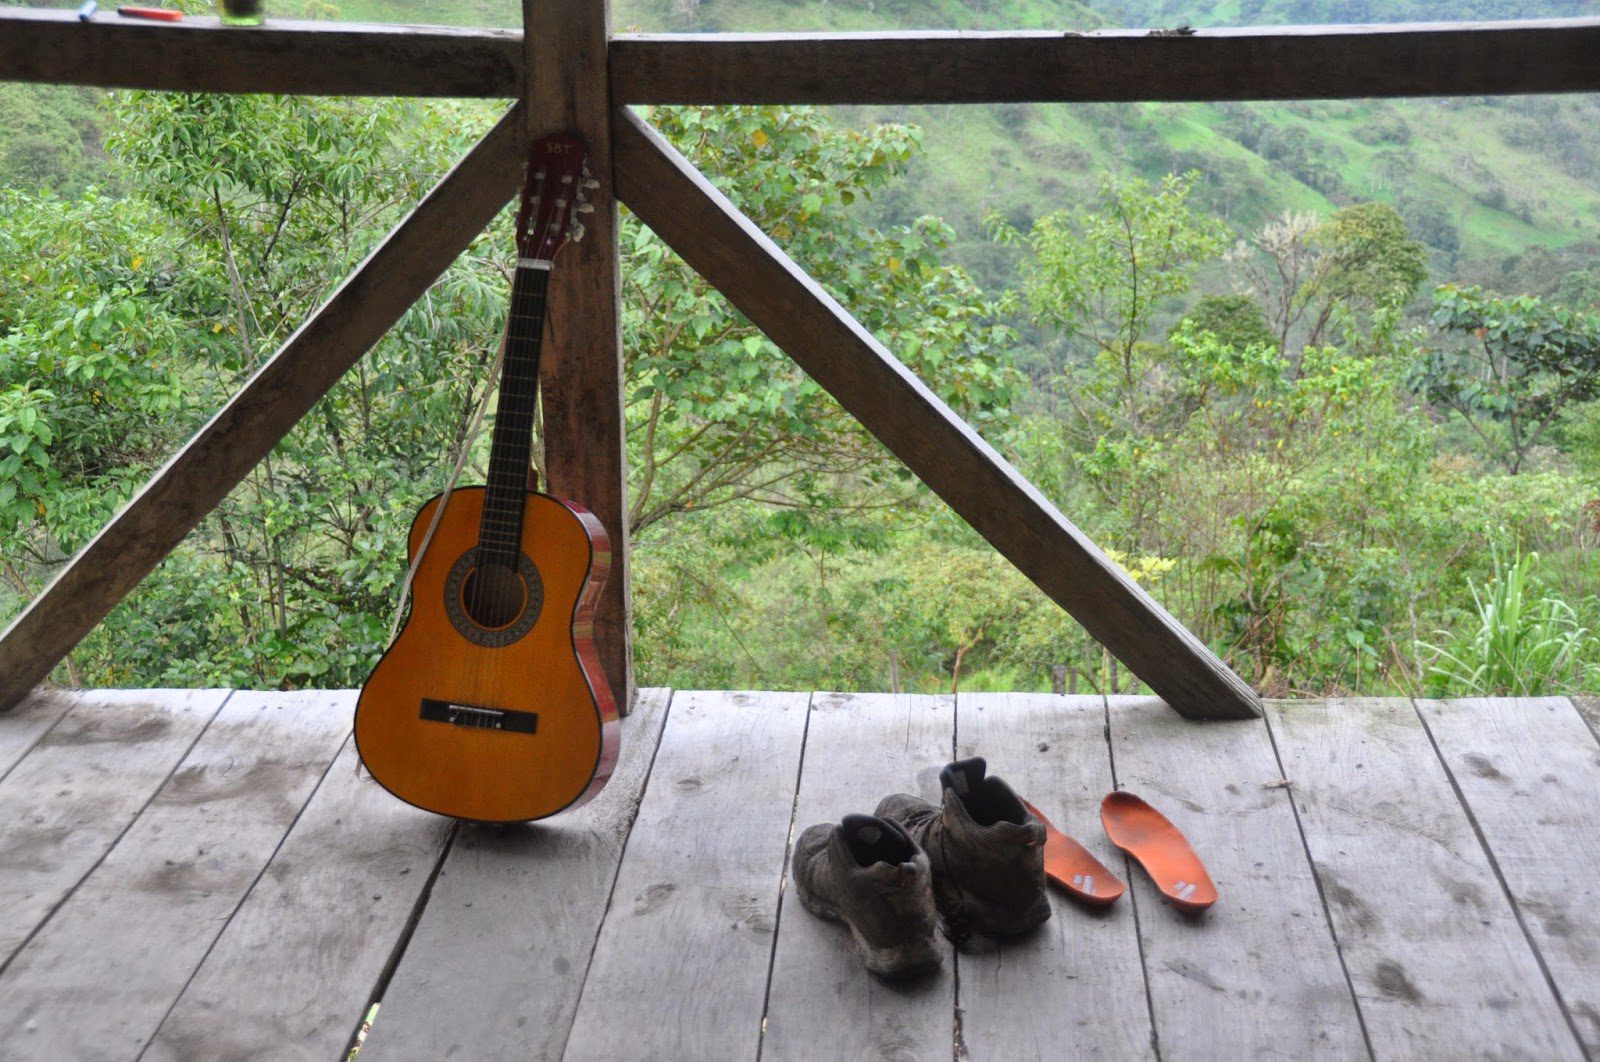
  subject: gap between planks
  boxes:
[1268,698,1579,1060]
[358,688,673,1061]
[141,727,457,1062]
[759,692,953,1062]
[1414,697,1600,1056]
[0,690,349,1060]
[0,689,234,977]
[1106,694,1365,1058]
[957,692,1153,1060]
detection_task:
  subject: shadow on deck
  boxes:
[0,688,1596,1060]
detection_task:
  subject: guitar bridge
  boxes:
[420,698,539,734]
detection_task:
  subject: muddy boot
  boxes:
[876,756,1050,945]
[790,813,941,979]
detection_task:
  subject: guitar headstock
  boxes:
[515,134,594,264]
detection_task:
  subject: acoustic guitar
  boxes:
[354,134,618,823]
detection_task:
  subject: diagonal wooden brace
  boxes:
[612,108,1260,720]
[0,106,530,712]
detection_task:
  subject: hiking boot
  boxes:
[875,757,1050,944]
[790,813,941,979]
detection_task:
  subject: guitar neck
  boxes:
[477,261,550,567]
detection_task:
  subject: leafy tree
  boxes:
[1229,202,1427,369]
[9,93,508,687]
[988,172,1227,536]
[1173,293,1276,352]
[623,105,1019,534]
[4,96,1021,689]
[1554,267,1600,313]
[0,190,196,571]
[1132,317,1441,692]
[1315,203,1428,323]
[992,172,1226,379]
[1412,285,1600,473]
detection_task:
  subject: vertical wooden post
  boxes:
[523,0,633,712]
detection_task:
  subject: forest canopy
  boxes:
[1,26,1597,699]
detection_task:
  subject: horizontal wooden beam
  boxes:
[0,8,520,97]
[611,19,1600,103]
[0,106,528,713]
[613,107,1260,721]
[3,8,1599,103]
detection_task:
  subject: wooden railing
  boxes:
[2,4,1597,720]
[4,10,1599,101]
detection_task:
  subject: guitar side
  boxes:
[354,487,619,823]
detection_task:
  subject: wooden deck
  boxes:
[0,689,1596,1060]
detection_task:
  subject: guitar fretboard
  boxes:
[476,262,550,569]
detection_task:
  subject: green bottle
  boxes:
[218,0,263,25]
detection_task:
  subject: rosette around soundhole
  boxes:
[443,549,545,647]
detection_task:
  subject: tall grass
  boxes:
[1418,544,1595,697]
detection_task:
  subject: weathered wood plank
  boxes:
[0,688,77,782]
[613,109,1259,722]
[358,687,671,1061]
[611,19,1600,104]
[0,688,229,968]
[0,107,529,714]
[562,690,809,1061]
[1268,698,1580,1060]
[955,693,1155,1060]
[1573,695,1600,740]
[1104,695,1364,1057]
[525,0,633,712]
[6,9,1600,104]
[0,8,520,96]
[1417,697,1600,1053]
[143,736,453,1062]
[0,690,349,1060]
[761,692,955,1062]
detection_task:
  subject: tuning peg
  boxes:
[582,177,600,190]
[577,203,595,214]
[570,221,587,243]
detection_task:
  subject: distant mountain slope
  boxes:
[1096,0,1593,27]
[5,0,1592,301]
[601,0,1600,292]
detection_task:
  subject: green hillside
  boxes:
[342,0,1600,287]
[5,0,1598,286]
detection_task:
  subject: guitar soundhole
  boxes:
[462,564,525,629]
[443,550,545,648]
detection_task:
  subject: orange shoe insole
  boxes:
[1100,791,1216,912]
[1022,799,1125,907]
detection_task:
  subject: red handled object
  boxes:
[1022,798,1125,907]
[117,6,184,19]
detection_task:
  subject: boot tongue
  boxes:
[940,758,1028,827]
[940,757,988,800]
[841,813,916,867]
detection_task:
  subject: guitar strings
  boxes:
[474,265,548,624]
[354,317,506,782]
[386,324,507,645]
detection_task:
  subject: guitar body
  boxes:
[354,486,619,823]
